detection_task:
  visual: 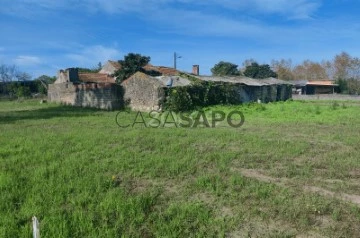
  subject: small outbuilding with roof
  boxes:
[291,80,339,95]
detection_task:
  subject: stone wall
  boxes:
[233,85,262,103]
[122,73,165,111]
[234,85,251,103]
[56,70,70,84]
[277,85,293,101]
[48,82,123,110]
[234,84,292,103]
[55,68,79,84]
[99,63,117,75]
[232,85,276,103]
[48,73,293,112]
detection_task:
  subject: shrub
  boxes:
[16,86,31,98]
[164,87,193,112]
[163,82,240,112]
[331,101,340,110]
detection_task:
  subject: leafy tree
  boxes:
[318,52,360,94]
[16,85,31,97]
[271,59,294,80]
[211,61,241,76]
[336,78,348,93]
[241,58,256,70]
[34,75,56,83]
[347,78,360,95]
[114,53,151,83]
[243,62,277,79]
[34,75,56,94]
[292,60,328,80]
[333,52,353,79]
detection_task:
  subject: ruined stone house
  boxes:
[47,61,182,110]
[121,65,292,111]
[48,62,292,111]
[48,68,123,110]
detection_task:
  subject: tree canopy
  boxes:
[33,75,56,94]
[211,61,241,76]
[243,62,277,79]
[292,60,327,80]
[271,59,294,81]
[114,53,151,83]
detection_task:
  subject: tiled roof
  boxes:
[122,71,191,87]
[143,64,179,76]
[78,73,116,83]
[290,80,338,86]
[307,80,338,86]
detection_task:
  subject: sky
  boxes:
[1,0,360,78]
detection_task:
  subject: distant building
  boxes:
[291,80,339,95]
[306,80,338,94]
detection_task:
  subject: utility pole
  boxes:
[174,52,181,70]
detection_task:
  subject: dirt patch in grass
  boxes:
[304,186,360,206]
[191,192,215,204]
[111,175,155,193]
[227,219,299,238]
[231,168,291,186]
[349,169,360,178]
[190,192,235,219]
[235,168,360,207]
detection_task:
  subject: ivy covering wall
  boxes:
[163,81,241,111]
[162,73,292,111]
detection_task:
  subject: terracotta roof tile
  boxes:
[78,73,116,83]
[143,64,179,76]
[307,80,337,86]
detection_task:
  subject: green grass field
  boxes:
[1,99,360,237]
